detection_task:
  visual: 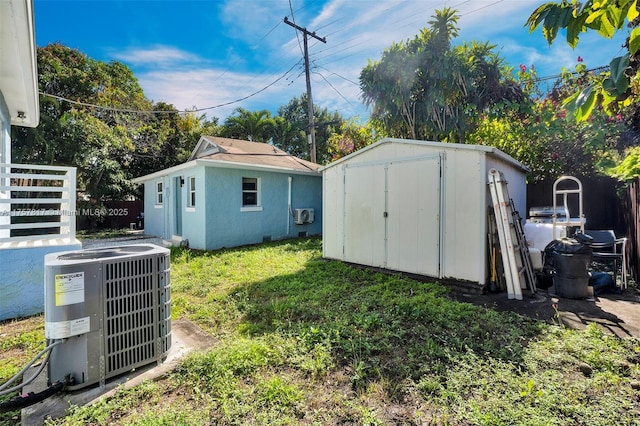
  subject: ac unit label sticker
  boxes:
[45,317,90,339]
[54,272,85,306]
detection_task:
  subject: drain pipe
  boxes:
[287,176,292,235]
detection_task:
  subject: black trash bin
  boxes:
[543,234,593,299]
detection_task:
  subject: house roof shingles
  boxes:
[197,136,319,173]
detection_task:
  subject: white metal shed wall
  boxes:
[321,138,528,286]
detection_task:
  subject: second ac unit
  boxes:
[294,208,314,224]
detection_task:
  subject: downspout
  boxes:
[287,176,292,235]
[165,176,170,241]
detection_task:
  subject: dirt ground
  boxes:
[454,285,640,338]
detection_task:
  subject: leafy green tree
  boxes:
[467,61,626,181]
[12,43,212,208]
[275,94,343,164]
[12,43,146,202]
[127,104,220,179]
[360,8,524,143]
[274,97,307,158]
[326,119,379,161]
[178,110,220,158]
[527,0,640,120]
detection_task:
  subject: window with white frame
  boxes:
[242,177,259,207]
[188,176,196,207]
[156,181,163,205]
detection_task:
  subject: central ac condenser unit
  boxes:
[44,244,171,390]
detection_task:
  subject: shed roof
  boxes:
[319,138,529,173]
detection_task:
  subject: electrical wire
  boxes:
[288,0,305,58]
[519,65,610,84]
[459,0,504,16]
[312,70,355,106]
[317,66,359,86]
[39,62,610,118]
[39,60,302,115]
[0,339,64,396]
[36,2,612,118]
[0,380,66,413]
[208,20,285,86]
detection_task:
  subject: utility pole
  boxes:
[284,16,326,163]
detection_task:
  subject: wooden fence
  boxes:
[76,200,143,231]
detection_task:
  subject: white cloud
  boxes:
[113,46,204,67]
[219,0,289,46]
[137,65,306,121]
[119,0,627,122]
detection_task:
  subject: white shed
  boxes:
[320,138,529,287]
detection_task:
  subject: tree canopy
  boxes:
[360,8,526,143]
[524,1,640,182]
[12,43,218,208]
[12,43,346,218]
[218,95,344,164]
[275,94,343,165]
[220,108,276,143]
[527,0,640,120]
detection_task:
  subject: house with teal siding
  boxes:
[133,136,322,250]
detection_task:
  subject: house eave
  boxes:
[132,158,320,184]
[1,0,39,128]
[132,161,199,184]
[195,158,320,176]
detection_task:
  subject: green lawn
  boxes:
[2,237,640,425]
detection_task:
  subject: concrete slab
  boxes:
[21,319,217,425]
[454,287,640,338]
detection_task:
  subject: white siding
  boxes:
[385,156,441,276]
[321,138,528,286]
[343,162,386,267]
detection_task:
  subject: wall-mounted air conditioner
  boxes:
[294,208,314,225]
[44,244,171,390]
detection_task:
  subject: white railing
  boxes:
[0,163,77,243]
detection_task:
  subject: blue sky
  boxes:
[33,0,628,122]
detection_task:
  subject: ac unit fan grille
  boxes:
[103,255,171,376]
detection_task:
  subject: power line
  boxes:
[288,0,305,58]
[207,14,288,87]
[317,66,360,86]
[307,0,500,71]
[312,70,354,106]
[39,60,302,115]
[459,0,503,16]
[40,61,610,117]
[284,16,327,164]
[520,65,609,84]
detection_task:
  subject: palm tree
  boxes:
[221,108,276,142]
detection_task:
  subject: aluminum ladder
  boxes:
[488,169,537,300]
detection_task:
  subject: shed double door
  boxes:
[343,155,443,277]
